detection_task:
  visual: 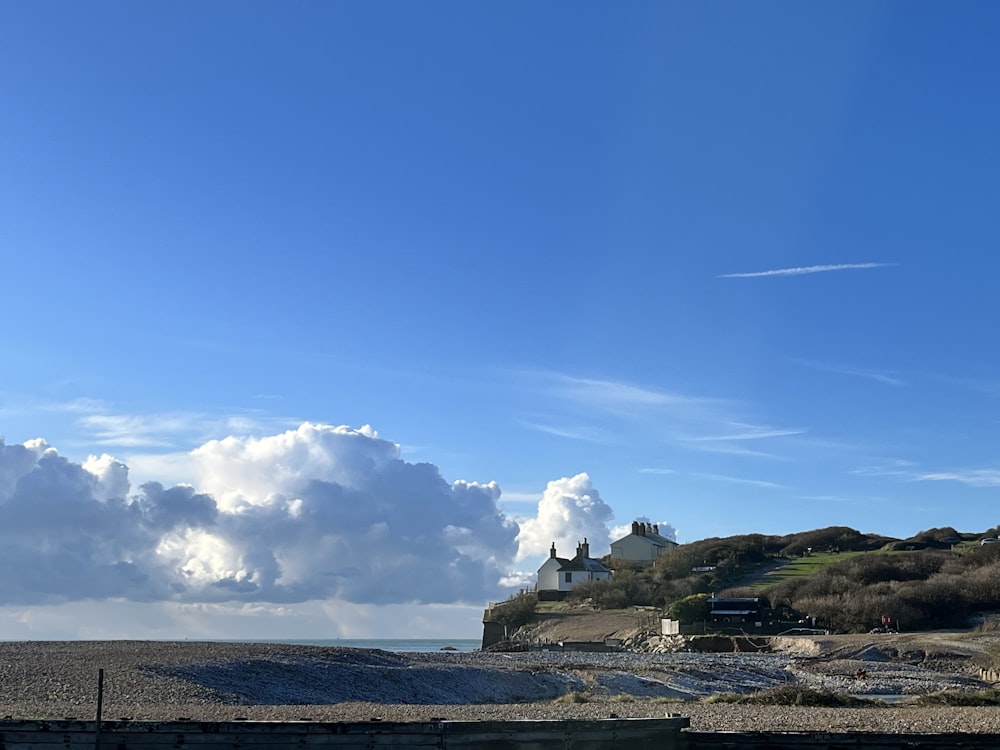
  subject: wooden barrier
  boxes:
[0,716,691,749]
[9,717,999,749]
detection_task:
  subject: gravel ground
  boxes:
[1,641,999,733]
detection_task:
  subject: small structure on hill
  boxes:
[610,520,678,562]
[707,596,766,628]
[536,539,611,601]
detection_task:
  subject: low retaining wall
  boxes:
[0,717,690,749]
[687,731,1000,749]
[9,717,999,749]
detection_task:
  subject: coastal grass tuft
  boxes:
[911,689,1000,706]
[554,691,590,704]
[982,639,1000,671]
[705,685,871,707]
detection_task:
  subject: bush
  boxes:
[778,526,888,557]
[913,689,1000,706]
[567,569,657,609]
[760,544,1000,632]
[491,591,538,635]
[667,593,711,624]
[707,685,870,707]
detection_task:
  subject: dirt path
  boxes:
[527,607,656,643]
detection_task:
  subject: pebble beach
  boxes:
[2,640,1000,734]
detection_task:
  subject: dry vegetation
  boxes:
[534,525,1000,634]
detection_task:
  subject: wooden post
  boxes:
[94,668,104,750]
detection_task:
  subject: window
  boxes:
[564,572,572,583]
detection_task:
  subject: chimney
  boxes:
[639,523,646,537]
[550,542,557,559]
[631,520,640,535]
[653,524,659,535]
[581,537,589,558]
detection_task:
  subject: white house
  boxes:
[610,520,678,562]
[536,539,612,600]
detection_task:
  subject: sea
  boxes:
[227,638,482,653]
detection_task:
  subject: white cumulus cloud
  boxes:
[0,424,630,611]
[0,424,523,607]
[515,473,615,560]
[610,517,678,542]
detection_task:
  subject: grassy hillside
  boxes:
[557,525,1000,633]
[749,551,868,589]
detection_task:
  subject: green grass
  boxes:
[750,551,866,590]
[951,541,985,555]
[750,547,941,591]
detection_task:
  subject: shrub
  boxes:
[759,548,997,632]
[779,527,878,557]
[707,685,870,707]
[491,591,538,635]
[667,593,711,624]
[913,689,1000,706]
[567,569,657,609]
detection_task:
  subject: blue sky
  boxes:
[2,2,999,638]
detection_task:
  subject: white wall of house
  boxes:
[537,559,612,593]
[559,569,610,591]
[536,556,563,592]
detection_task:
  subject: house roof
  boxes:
[611,532,678,548]
[558,556,611,573]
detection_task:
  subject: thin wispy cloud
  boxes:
[719,262,895,279]
[917,470,1000,488]
[679,440,780,459]
[517,370,788,459]
[849,459,917,478]
[800,494,889,506]
[930,373,1000,399]
[791,358,905,386]
[638,468,678,476]
[799,494,854,504]
[79,411,294,449]
[689,424,804,441]
[517,420,610,444]
[39,399,304,452]
[81,415,181,448]
[693,472,788,490]
[43,397,110,414]
[522,371,725,415]
[553,375,704,408]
